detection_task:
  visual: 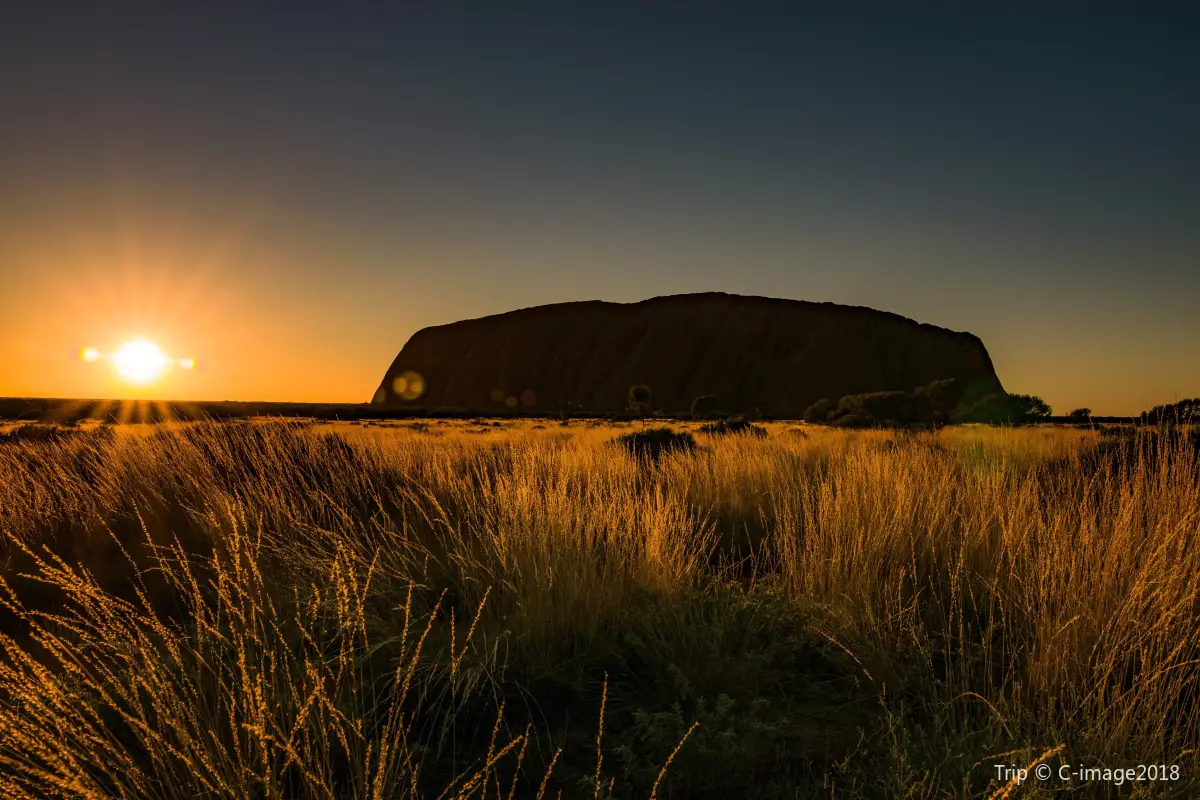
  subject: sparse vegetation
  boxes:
[828,389,924,427]
[1068,407,1093,423]
[628,384,652,429]
[805,379,963,428]
[953,391,1052,425]
[802,397,835,423]
[614,425,698,461]
[696,417,767,438]
[0,423,97,444]
[0,420,1197,797]
[1141,398,1200,426]
[690,395,718,420]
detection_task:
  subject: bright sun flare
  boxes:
[112,339,171,386]
[79,340,197,387]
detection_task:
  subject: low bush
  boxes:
[614,427,698,461]
[0,424,92,445]
[698,418,768,438]
[802,398,835,423]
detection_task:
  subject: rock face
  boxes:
[372,293,1003,416]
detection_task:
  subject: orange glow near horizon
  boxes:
[0,204,1194,415]
[0,199,410,405]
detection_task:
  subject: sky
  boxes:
[1,4,1197,415]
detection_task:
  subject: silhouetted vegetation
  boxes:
[830,389,926,427]
[627,384,652,411]
[802,398,835,423]
[952,391,1051,425]
[1140,397,1200,425]
[1012,393,1052,419]
[0,390,1086,427]
[697,417,768,438]
[690,394,719,420]
[0,424,91,444]
[627,384,653,428]
[913,377,960,422]
[614,426,697,461]
[800,381,1059,429]
[1068,407,1093,423]
[810,378,958,427]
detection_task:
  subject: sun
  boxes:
[79,339,198,387]
[112,339,171,386]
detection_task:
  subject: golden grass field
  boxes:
[0,419,1197,798]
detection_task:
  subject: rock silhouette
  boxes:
[373,293,1003,416]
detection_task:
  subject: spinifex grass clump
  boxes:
[696,418,768,438]
[0,420,1197,797]
[0,516,532,799]
[613,427,698,462]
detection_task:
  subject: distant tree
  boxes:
[628,384,652,429]
[1140,398,1200,426]
[803,398,835,423]
[1010,394,1052,421]
[953,392,1051,425]
[690,394,718,420]
[1067,407,1092,423]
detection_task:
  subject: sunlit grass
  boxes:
[0,419,1196,797]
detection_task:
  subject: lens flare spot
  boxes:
[520,389,538,407]
[505,396,518,408]
[489,388,505,403]
[396,370,425,401]
[80,347,100,362]
[179,357,197,370]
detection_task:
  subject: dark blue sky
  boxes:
[1,4,1197,412]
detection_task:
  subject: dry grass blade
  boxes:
[986,744,1065,800]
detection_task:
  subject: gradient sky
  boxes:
[2,4,1197,414]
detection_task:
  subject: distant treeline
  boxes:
[799,379,1057,428]
[0,392,1188,426]
[0,398,463,424]
[1139,398,1200,425]
[801,385,1198,428]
